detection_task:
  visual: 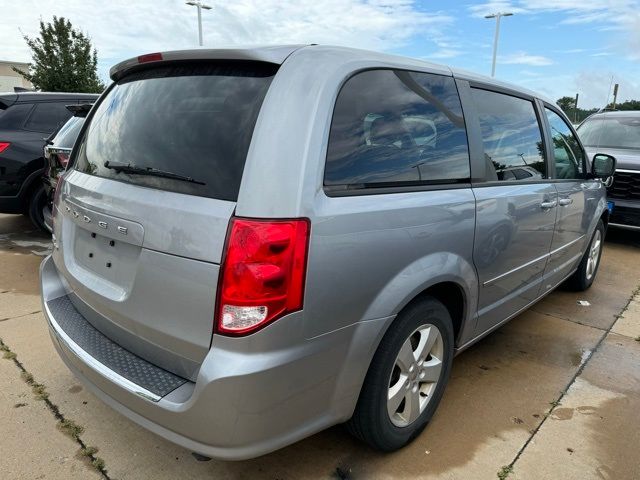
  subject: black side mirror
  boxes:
[591,153,616,180]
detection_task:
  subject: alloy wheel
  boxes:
[387,324,444,427]
[585,229,602,281]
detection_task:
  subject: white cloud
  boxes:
[0,0,453,82]
[500,51,553,65]
[429,48,464,59]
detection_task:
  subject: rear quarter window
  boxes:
[324,69,470,191]
[0,103,34,130]
[74,62,277,202]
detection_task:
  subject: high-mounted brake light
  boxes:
[216,217,310,336]
[137,53,163,64]
[0,142,10,154]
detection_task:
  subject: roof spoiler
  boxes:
[14,86,34,93]
[109,46,304,81]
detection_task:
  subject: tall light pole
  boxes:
[485,12,513,77]
[186,0,212,47]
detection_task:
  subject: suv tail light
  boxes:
[0,142,10,153]
[216,217,310,336]
[57,152,70,168]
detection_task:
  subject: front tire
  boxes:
[347,297,454,451]
[565,219,605,291]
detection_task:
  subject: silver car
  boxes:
[40,46,616,460]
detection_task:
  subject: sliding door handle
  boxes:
[558,198,573,206]
[540,200,557,210]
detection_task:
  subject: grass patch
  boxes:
[32,383,49,400]
[2,350,17,360]
[80,446,99,457]
[20,371,34,385]
[58,419,85,440]
[549,399,561,408]
[13,402,27,408]
[497,465,513,480]
[92,457,106,471]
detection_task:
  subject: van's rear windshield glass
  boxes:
[74,62,277,201]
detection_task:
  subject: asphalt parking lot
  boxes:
[1,212,639,480]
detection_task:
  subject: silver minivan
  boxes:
[40,45,616,460]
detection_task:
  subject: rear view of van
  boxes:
[41,45,609,460]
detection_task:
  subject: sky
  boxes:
[2,0,640,108]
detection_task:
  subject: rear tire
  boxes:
[27,184,48,233]
[347,297,454,451]
[565,219,605,291]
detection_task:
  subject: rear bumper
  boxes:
[40,254,388,460]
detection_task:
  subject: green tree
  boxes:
[13,16,104,93]
[606,99,640,111]
[556,96,576,115]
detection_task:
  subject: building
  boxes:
[0,60,33,92]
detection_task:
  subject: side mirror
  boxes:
[591,153,616,181]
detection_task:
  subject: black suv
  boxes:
[0,91,99,230]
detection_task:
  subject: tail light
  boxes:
[216,217,310,336]
[0,142,10,153]
[57,152,70,168]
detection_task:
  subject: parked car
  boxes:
[42,103,94,232]
[577,111,640,230]
[0,91,99,231]
[40,46,616,460]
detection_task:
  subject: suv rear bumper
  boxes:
[41,254,387,460]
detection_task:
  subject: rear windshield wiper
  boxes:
[103,161,206,185]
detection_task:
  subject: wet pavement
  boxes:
[0,213,638,479]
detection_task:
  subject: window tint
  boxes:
[0,103,33,130]
[471,89,547,181]
[24,102,73,133]
[545,108,584,179]
[324,69,470,189]
[74,62,276,202]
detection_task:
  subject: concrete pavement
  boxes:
[0,213,638,479]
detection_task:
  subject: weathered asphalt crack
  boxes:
[501,284,640,478]
[0,337,111,479]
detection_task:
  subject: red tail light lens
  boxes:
[0,142,10,153]
[216,217,310,336]
[57,152,70,168]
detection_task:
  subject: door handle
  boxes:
[540,200,557,210]
[558,198,573,206]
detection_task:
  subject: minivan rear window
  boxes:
[74,62,277,202]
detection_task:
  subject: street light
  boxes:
[485,12,513,77]
[186,0,212,47]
